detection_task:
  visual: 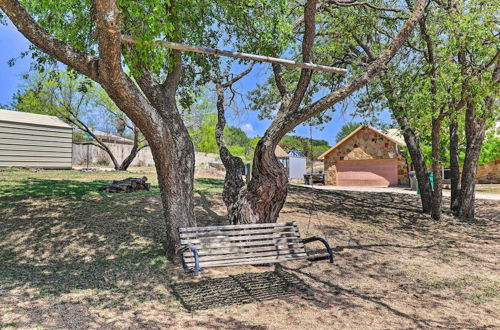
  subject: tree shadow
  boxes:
[284,264,436,328]
[195,190,229,227]
[171,270,309,312]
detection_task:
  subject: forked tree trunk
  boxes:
[232,139,289,224]
[225,0,428,224]
[453,55,499,220]
[454,103,488,220]
[449,115,461,212]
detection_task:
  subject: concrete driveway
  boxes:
[295,184,500,201]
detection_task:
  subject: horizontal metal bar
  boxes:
[121,35,348,74]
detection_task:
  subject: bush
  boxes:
[94,157,110,166]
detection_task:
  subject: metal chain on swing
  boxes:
[304,125,330,243]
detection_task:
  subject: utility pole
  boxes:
[309,125,314,174]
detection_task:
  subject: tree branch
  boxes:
[222,62,256,88]
[272,64,290,98]
[287,0,429,129]
[0,0,99,80]
[288,0,317,113]
[327,0,402,13]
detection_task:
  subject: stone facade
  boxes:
[476,159,500,184]
[322,126,409,185]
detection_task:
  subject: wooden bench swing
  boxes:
[178,222,333,275]
[123,34,342,276]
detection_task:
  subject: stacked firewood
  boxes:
[98,176,151,193]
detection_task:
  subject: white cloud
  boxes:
[241,123,255,134]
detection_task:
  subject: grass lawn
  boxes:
[0,168,499,328]
[475,184,500,194]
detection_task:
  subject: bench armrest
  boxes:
[301,236,333,263]
[178,246,202,275]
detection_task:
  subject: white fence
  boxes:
[72,143,219,168]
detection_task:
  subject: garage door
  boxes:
[336,159,397,186]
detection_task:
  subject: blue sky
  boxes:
[0,19,392,147]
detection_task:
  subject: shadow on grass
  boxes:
[171,270,308,312]
[0,178,191,325]
[284,185,499,242]
[194,177,224,193]
[0,178,158,202]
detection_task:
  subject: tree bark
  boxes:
[453,103,487,220]
[449,115,460,212]
[233,138,289,224]
[453,55,499,220]
[380,75,432,214]
[397,116,433,213]
[215,82,246,224]
[430,116,444,220]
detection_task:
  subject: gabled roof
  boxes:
[318,125,405,160]
[0,109,72,129]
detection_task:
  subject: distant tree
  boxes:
[12,69,147,171]
[335,123,362,143]
[185,97,255,160]
[279,135,330,159]
[478,134,500,165]
[355,0,498,220]
[189,113,218,154]
[214,0,428,224]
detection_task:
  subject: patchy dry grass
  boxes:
[0,168,499,329]
[474,184,500,194]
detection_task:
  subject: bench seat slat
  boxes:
[185,238,302,250]
[183,245,306,257]
[179,222,316,271]
[179,222,297,232]
[185,254,307,268]
[184,249,307,262]
[180,227,299,238]
[180,232,300,245]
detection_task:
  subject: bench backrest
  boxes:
[179,222,307,268]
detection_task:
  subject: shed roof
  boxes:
[318,125,405,160]
[288,147,305,158]
[275,145,289,158]
[74,128,134,144]
[0,109,71,129]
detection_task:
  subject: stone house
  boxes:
[476,159,500,184]
[318,125,409,186]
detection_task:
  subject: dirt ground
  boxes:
[0,168,499,329]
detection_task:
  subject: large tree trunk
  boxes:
[232,138,289,224]
[453,102,487,220]
[430,116,444,220]
[150,136,196,259]
[449,115,461,212]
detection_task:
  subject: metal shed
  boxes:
[0,109,73,169]
[288,147,307,179]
